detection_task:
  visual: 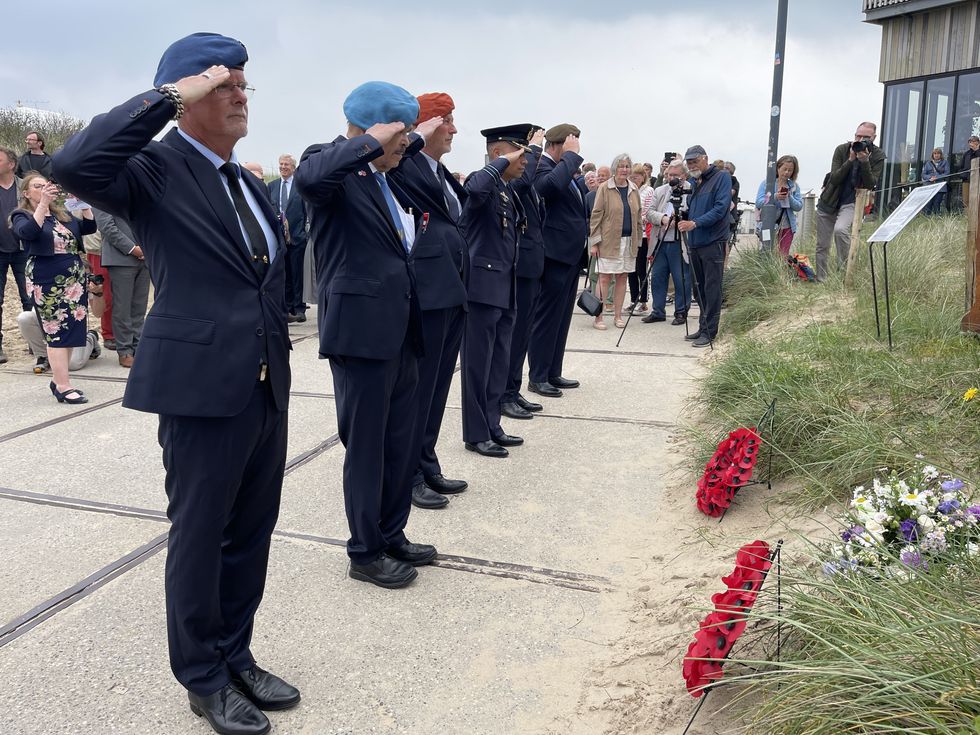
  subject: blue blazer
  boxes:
[387,136,468,311]
[533,150,587,265]
[511,145,546,280]
[295,134,425,361]
[53,91,291,417]
[460,158,524,310]
[268,177,308,246]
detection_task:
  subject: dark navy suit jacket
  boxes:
[512,145,546,280]
[387,136,468,312]
[533,150,587,265]
[53,91,291,418]
[460,158,524,311]
[268,177,307,246]
[295,134,425,361]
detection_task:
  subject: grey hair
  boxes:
[611,153,633,173]
[278,154,297,165]
[667,158,688,176]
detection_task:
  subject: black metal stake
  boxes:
[883,241,893,350]
[869,242,881,339]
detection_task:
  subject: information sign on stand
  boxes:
[864,183,945,349]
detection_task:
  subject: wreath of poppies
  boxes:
[682,540,772,697]
[696,427,762,517]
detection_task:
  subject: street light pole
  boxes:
[759,0,789,252]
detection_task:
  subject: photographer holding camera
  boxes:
[814,121,885,282]
[642,158,692,325]
[675,146,731,348]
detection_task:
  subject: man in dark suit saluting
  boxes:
[268,154,308,323]
[54,33,299,735]
[387,92,469,510]
[295,81,437,590]
[527,124,587,398]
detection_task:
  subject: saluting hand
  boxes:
[365,122,407,146]
[174,65,232,105]
[501,148,525,167]
[414,116,444,141]
[563,134,581,154]
[530,128,545,147]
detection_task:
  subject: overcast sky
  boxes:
[2,0,882,197]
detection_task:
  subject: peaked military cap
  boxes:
[480,123,536,151]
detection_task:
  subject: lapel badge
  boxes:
[357,169,368,177]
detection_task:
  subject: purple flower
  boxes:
[841,525,865,542]
[941,479,964,492]
[967,505,980,519]
[822,561,838,576]
[937,499,961,515]
[900,548,927,569]
[900,518,919,542]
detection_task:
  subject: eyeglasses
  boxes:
[212,82,255,99]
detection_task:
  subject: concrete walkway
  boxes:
[0,295,704,735]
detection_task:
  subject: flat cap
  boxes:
[415,92,455,125]
[153,32,248,88]
[344,81,419,130]
[684,145,707,160]
[544,123,581,144]
[480,123,536,152]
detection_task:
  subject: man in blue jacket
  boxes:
[54,33,298,735]
[677,145,731,348]
[295,81,437,590]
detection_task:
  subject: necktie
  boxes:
[374,172,410,252]
[279,178,289,214]
[569,178,583,203]
[220,162,270,275]
[436,166,460,221]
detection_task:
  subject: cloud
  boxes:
[3,1,883,195]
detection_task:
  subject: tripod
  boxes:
[618,197,709,349]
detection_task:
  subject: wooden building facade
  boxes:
[864,0,980,209]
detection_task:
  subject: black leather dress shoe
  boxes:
[500,401,533,420]
[464,440,509,457]
[388,541,438,566]
[188,684,270,735]
[671,314,687,325]
[528,381,562,398]
[516,394,542,412]
[412,482,449,509]
[549,375,579,389]
[287,314,302,323]
[492,433,524,447]
[642,314,666,323]
[232,665,301,711]
[349,553,418,588]
[684,330,703,341]
[425,474,468,494]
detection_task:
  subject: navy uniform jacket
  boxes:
[387,135,468,311]
[460,158,524,311]
[511,145,546,280]
[53,91,291,418]
[533,150,586,265]
[295,134,425,360]
[268,177,308,246]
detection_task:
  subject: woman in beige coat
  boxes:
[588,153,643,329]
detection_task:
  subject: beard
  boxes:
[690,168,703,179]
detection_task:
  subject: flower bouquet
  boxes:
[824,465,978,575]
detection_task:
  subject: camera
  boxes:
[86,274,104,286]
[851,140,869,154]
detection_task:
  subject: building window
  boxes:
[881,80,924,211]
[953,71,980,160]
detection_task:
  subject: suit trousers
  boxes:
[412,305,465,486]
[0,249,31,346]
[284,240,308,315]
[105,262,150,356]
[528,257,579,384]
[689,240,726,339]
[158,380,287,696]
[330,338,420,564]
[814,204,855,281]
[462,302,515,443]
[504,276,541,402]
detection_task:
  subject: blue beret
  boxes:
[343,82,419,130]
[153,33,248,88]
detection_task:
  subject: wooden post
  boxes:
[963,159,980,333]
[844,189,869,288]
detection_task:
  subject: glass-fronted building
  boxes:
[864,0,980,210]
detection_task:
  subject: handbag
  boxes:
[576,256,603,316]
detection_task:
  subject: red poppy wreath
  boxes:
[681,540,772,697]
[695,427,762,517]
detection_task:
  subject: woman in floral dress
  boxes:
[10,173,97,404]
